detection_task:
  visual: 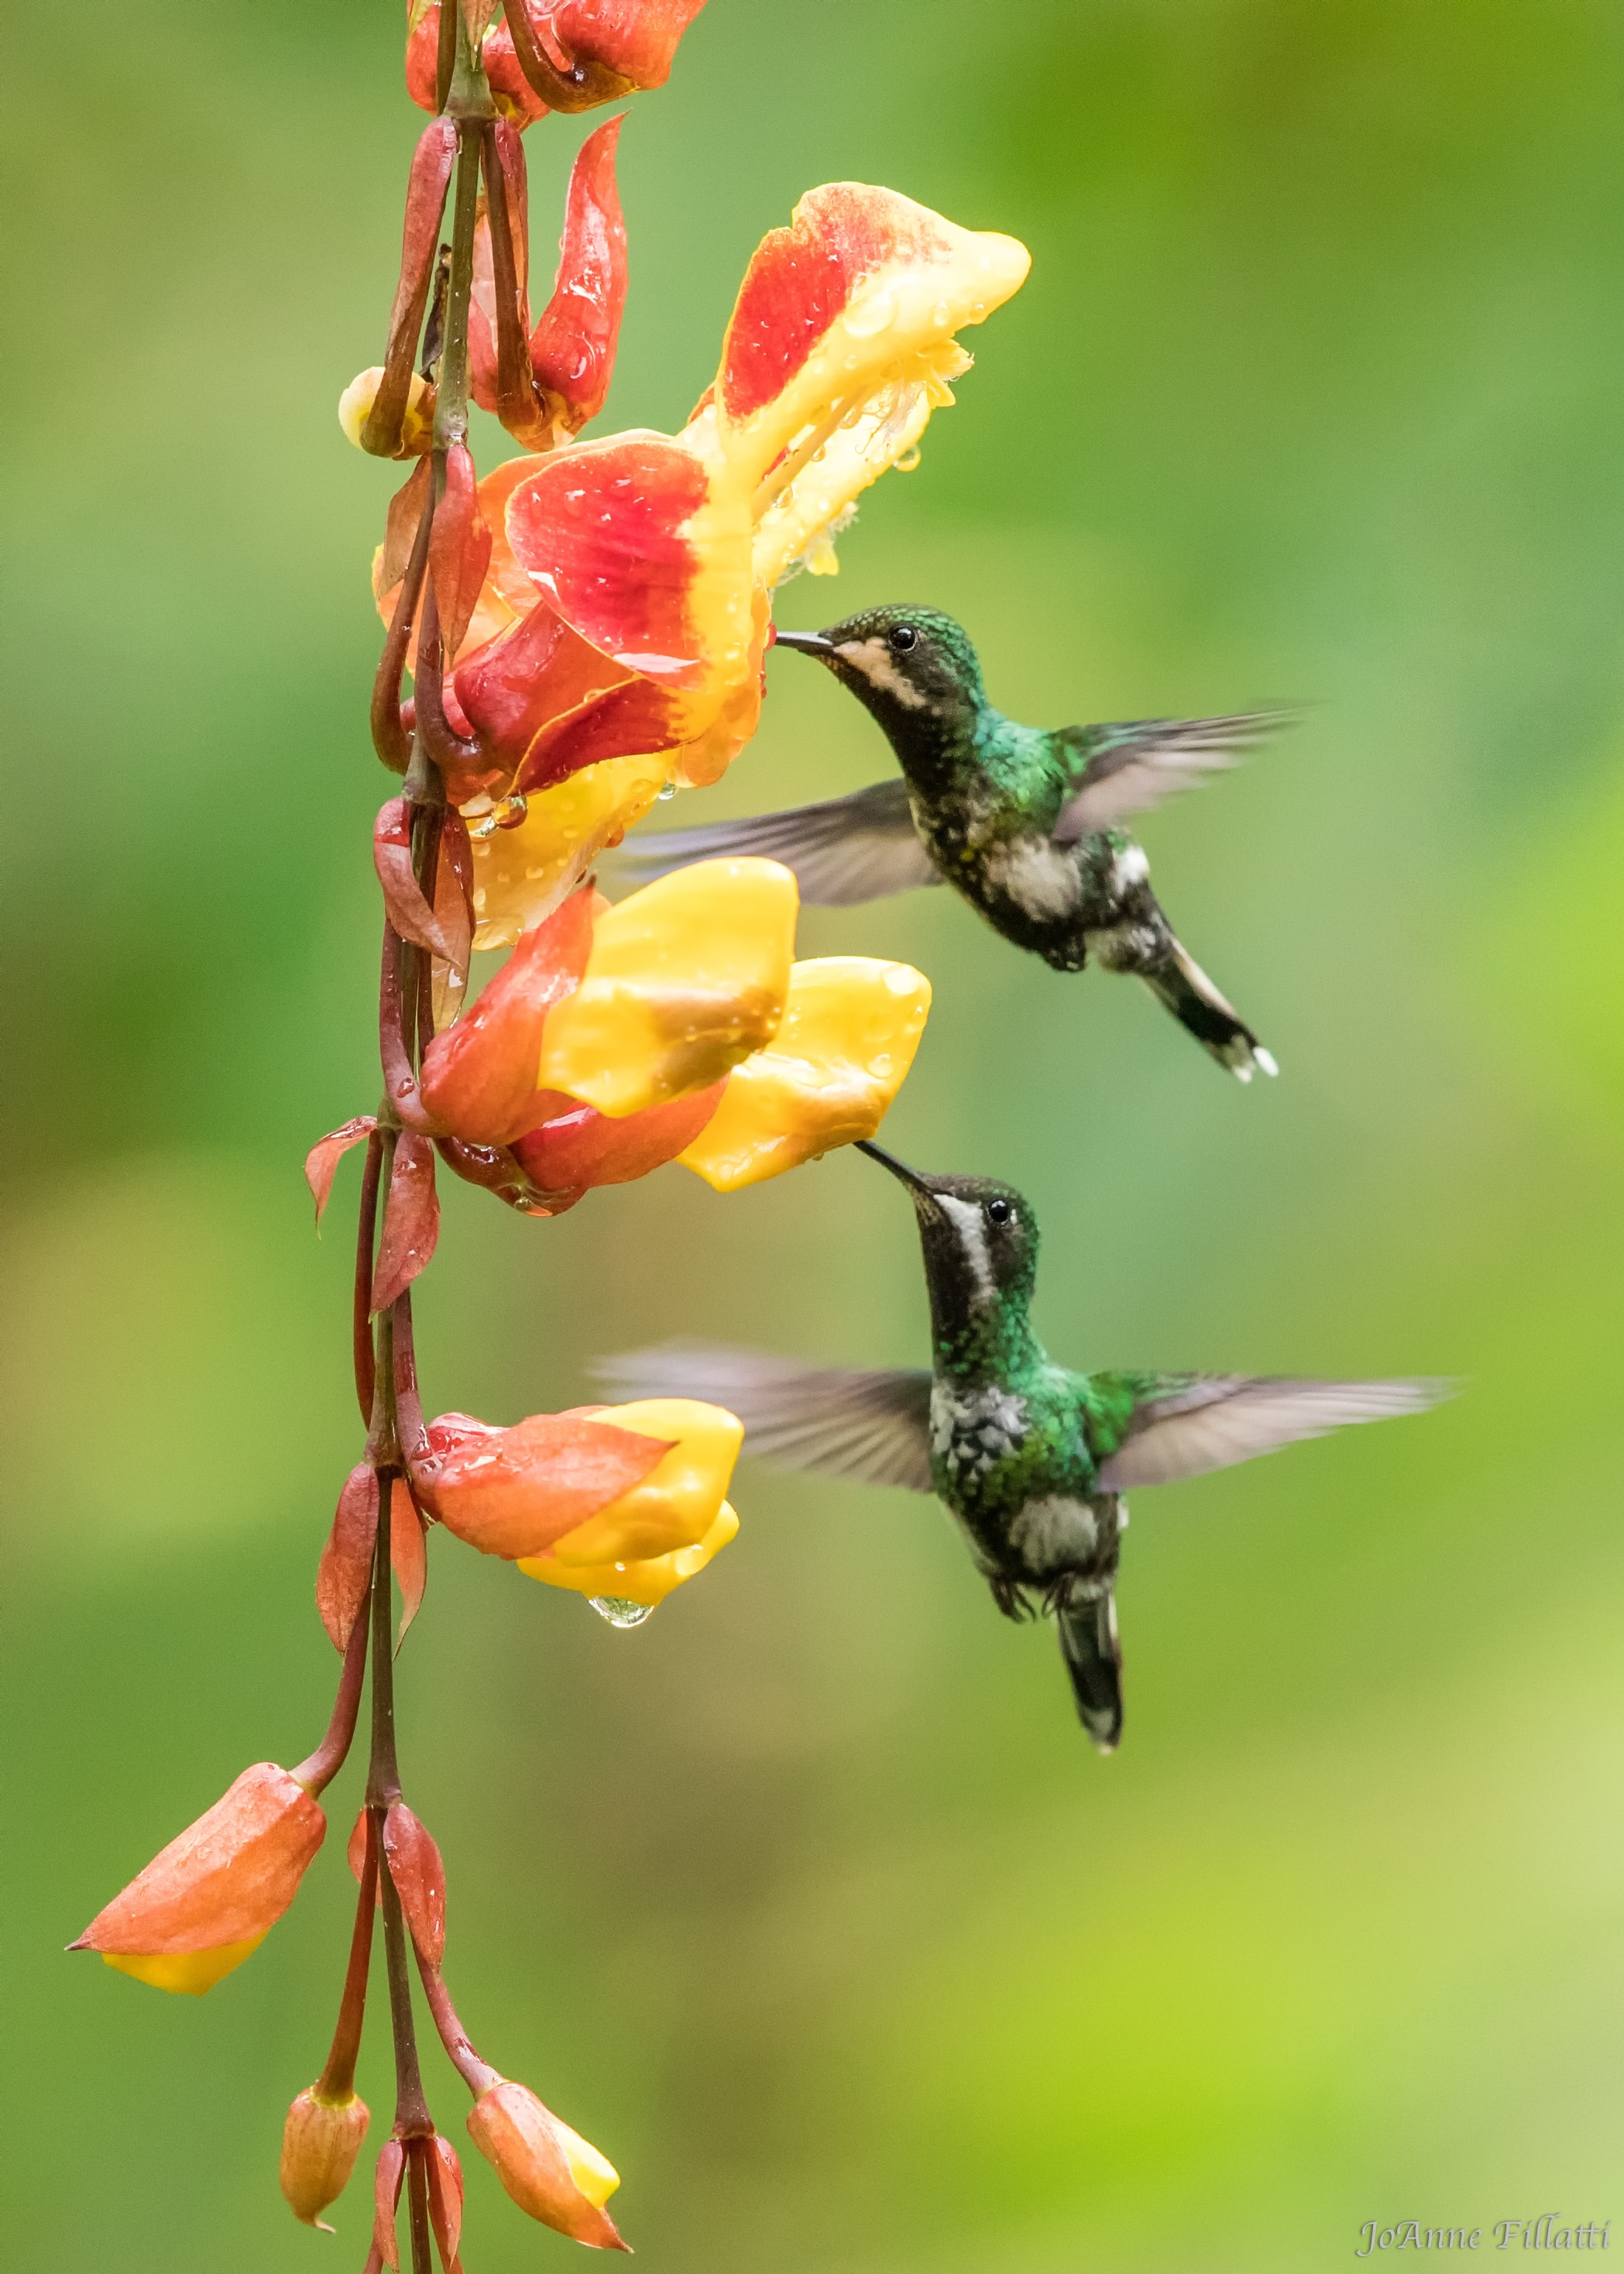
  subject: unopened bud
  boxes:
[338,366,436,456]
[280,2086,371,2230]
[468,2078,627,2250]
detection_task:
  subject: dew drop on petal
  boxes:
[590,1596,654,1628]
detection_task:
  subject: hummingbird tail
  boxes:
[1056,1590,1124,1753]
[1141,939,1276,1084]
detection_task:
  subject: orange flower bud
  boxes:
[74,1763,325,1994]
[412,1409,674,1559]
[280,2086,371,2230]
[468,2079,626,2251]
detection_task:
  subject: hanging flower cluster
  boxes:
[73,2,1027,2264]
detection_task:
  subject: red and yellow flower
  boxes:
[420,859,931,1211]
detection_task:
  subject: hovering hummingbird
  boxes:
[601,1143,1446,1750]
[611,604,1289,1080]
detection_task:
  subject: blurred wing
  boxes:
[1096,1375,1451,1492]
[596,1341,936,1491]
[605,779,939,906]
[1052,711,1292,843]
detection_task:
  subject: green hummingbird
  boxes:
[601,1143,1446,1750]
[611,604,1289,1081]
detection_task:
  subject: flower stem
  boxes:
[315,1809,379,2101]
[290,1604,370,1796]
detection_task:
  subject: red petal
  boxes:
[383,1803,446,1967]
[374,799,462,963]
[405,0,439,111]
[511,1081,725,1191]
[317,1465,379,1652]
[513,672,689,795]
[718,182,951,424]
[391,1483,428,1646]
[412,1410,673,1558]
[527,116,627,434]
[429,445,493,665]
[305,1118,378,1228]
[374,2139,407,2271]
[505,436,714,687]
[453,599,635,778]
[418,885,595,1146]
[373,1136,441,1313]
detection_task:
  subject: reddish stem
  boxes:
[379,926,441,1135]
[316,1808,379,2100]
[372,483,436,773]
[291,1603,371,1797]
[414,1949,502,2098]
[354,1131,383,1424]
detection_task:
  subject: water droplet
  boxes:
[657,781,678,802]
[589,1595,654,1628]
[895,447,922,472]
[844,285,897,340]
[494,792,529,831]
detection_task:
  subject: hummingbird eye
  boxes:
[985,1197,1014,1228]
[888,623,919,654]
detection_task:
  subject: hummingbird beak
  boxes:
[771,628,836,658]
[854,1138,942,1216]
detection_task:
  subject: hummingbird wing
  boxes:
[1051,711,1292,843]
[604,779,941,906]
[1094,1374,1450,1491]
[595,1341,935,1490]
[1056,1591,1123,1753]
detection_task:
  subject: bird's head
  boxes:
[774,605,984,730]
[855,1140,1039,1329]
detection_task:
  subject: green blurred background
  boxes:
[7,1,1624,2265]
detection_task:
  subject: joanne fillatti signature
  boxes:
[1357,2217,1612,2255]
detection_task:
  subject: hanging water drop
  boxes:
[657,781,678,802]
[589,1595,654,1628]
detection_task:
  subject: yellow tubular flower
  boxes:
[680,956,932,1191]
[102,1935,270,1996]
[470,752,675,952]
[517,1397,743,1610]
[538,858,798,1116]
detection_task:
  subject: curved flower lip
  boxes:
[72,1764,326,1991]
[510,1080,726,1205]
[412,1410,675,1560]
[520,1499,738,1607]
[680,954,932,1190]
[545,1397,743,1565]
[539,857,799,1118]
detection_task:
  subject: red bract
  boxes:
[382,1803,447,1967]
[317,1467,427,1652]
[411,1409,672,1558]
[306,1117,377,1226]
[419,884,596,1143]
[373,1135,441,1311]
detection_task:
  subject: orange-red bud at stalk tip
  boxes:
[71,1764,325,1994]
[280,2087,371,2230]
[469,2079,627,2250]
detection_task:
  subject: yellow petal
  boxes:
[548,1400,743,1565]
[552,2121,621,2207]
[517,1500,740,1607]
[469,752,675,952]
[102,1932,268,1996]
[681,956,931,1191]
[539,860,798,1117]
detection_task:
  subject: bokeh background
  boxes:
[7,1,1624,2265]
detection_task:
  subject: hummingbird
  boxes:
[599,1143,1447,1750]
[610,604,1289,1081]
